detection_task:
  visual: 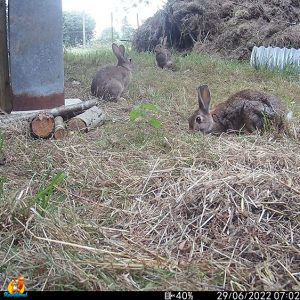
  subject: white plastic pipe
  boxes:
[250,46,300,72]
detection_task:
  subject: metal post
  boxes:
[82,11,86,47]
[111,12,114,44]
[9,0,64,111]
[0,0,12,113]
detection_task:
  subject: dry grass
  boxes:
[0,45,300,291]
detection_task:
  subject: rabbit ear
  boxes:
[163,36,167,46]
[197,85,211,113]
[119,44,125,57]
[112,43,124,60]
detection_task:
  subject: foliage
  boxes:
[121,0,150,10]
[99,27,120,42]
[32,172,66,215]
[63,11,96,47]
[129,102,162,129]
[121,16,135,40]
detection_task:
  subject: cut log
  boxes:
[67,106,104,133]
[67,118,86,132]
[30,113,55,138]
[47,99,99,119]
[54,116,66,140]
[0,99,99,130]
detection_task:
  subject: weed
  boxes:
[31,172,66,216]
[129,102,162,129]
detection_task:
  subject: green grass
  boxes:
[66,43,300,114]
[31,172,66,216]
[0,44,300,291]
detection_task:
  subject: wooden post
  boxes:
[137,13,139,28]
[111,12,114,44]
[0,0,12,113]
[82,11,86,47]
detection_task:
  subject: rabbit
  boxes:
[91,43,132,101]
[155,37,174,70]
[188,85,288,134]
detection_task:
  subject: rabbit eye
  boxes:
[129,58,132,62]
[196,117,201,124]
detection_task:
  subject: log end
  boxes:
[67,118,87,133]
[54,128,66,140]
[31,113,55,138]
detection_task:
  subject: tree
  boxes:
[63,11,96,47]
[121,16,135,39]
[121,0,150,10]
[99,27,120,42]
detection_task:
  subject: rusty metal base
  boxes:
[12,92,65,111]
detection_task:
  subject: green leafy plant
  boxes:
[129,102,162,129]
[262,112,272,132]
[32,172,66,215]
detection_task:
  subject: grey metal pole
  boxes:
[0,0,12,113]
[82,11,86,47]
[9,0,64,111]
[111,12,114,44]
[137,13,139,28]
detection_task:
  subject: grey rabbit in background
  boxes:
[155,37,174,70]
[91,43,132,101]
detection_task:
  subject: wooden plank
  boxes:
[0,0,12,113]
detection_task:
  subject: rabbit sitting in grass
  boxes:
[155,37,174,70]
[188,85,289,134]
[91,43,132,101]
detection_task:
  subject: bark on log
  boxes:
[30,113,55,138]
[0,99,99,130]
[67,106,104,132]
[54,116,66,140]
[47,99,99,118]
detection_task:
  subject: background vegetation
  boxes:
[63,11,96,46]
[63,12,135,47]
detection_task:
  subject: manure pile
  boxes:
[133,0,300,60]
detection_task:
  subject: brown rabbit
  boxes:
[188,85,287,134]
[91,43,132,101]
[155,37,173,69]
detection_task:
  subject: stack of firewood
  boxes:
[0,99,104,139]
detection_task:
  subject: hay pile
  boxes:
[133,0,300,60]
[1,131,300,290]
